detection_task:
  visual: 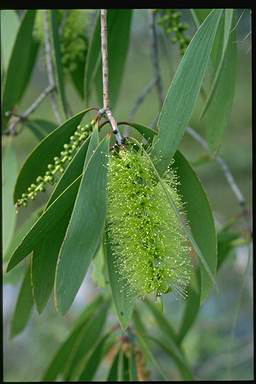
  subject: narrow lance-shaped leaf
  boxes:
[31,128,99,313]
[173,150,217,302]
[42,295,103,381]
[105,230,136,331]
[10,266,33,338]
[55,137,109,314]
[150,9,223,176]
[7,175,82,272]
[202,12,237,153]
[2,138,17,256]
[106,348,121,381]
[50,10,68,118]
[1,10,20,71]
[2,10,39,128]
[63,301,109,380]
[14,108,94,202]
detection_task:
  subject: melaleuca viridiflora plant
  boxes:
[4,8,239,381]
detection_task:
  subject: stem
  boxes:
[100,9,123,145]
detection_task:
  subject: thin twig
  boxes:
[100,9,123,145]
[149,9,164,109]
[128,79,157,121]
[3,85,55,135]
[44,10,62,125]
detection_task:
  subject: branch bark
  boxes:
[100,9,123,145]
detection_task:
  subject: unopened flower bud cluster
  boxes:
[155,9,190,55]
[16,120,94,209]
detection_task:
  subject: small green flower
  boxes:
[107,145,192,299]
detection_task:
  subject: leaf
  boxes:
[50,10,68,117]
[173,150,217,303]
[177,270,201,344]
[133,310,169,381]
[2,138,17,255]
[42,294,103,381]
[94,10,133,110]
[63,301,109,380]
[10,266,33,338]
[2,10,39,126]
[7,175,82,272]
[25,119,58,141]
[31,211,71,313]
[4,208,42,262]
[122,350,130,381]
[118,121,157,144]
[106,348,120,381]
[144,298,178,343]
[70,35,87,99]
[129,343,138,381]
[150,9,223,176]
[1,10,20,71]
[202,12,237,153]
[105,230,136,331]
[79,332,110,380]
[217,228,240,269]
[84,126,99,164]
[55,137,109,314]
[149,336,193,380]
[144,299,193,380]
[14,108,94,202]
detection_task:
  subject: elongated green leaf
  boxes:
[30,133,98,312]
[10,266,33,338]
[42,295,103,381]
[55,138,109,314]
[64,302,109,380]
[149,336,193,380]
[107,348,120,381]
[25,119,57,141]
[94,10,132,109]
[173,150,217,302]
[217,228,240,270]
[84,127,99,164]
[144,299,193,380]
[202,13,237,153]
[7,175,81,272]
[118,121,157,144]
[129,343,138,381]
[105,230,136,331]
[150,9,223,176]
[122,350,130,381]
[1,10,20,71]
[2,138,17,255]
[133,310,168,381]
[3,10,39,126]
[70,35,87,99]
[14,108,94,202]
[31,211,71,313]
[144,298,177,343]
[79,332,110,380]
[4,208,42,262]
[177,270,201,344]
[51,10,68,117]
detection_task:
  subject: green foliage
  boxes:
[2,8,249,382]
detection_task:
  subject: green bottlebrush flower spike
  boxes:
[107,144,192,299]
[15,120,94,210]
